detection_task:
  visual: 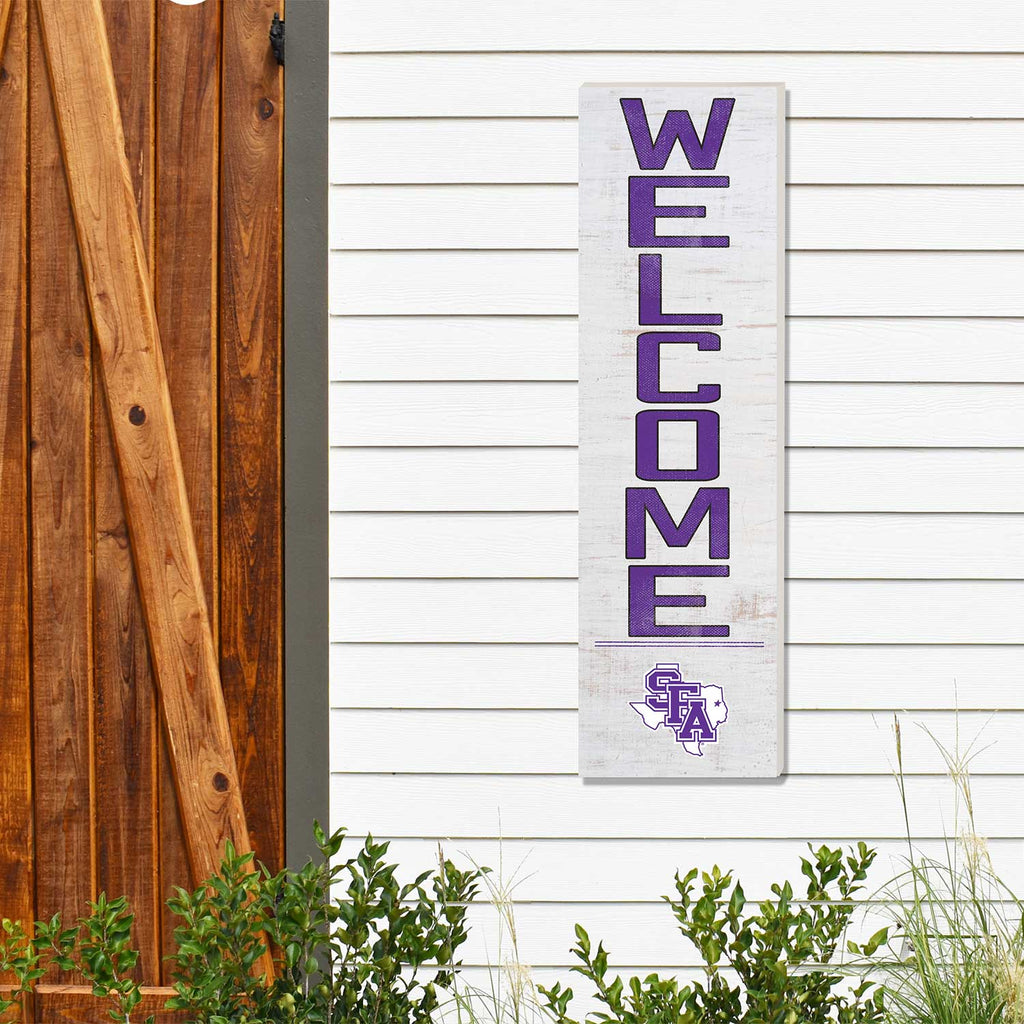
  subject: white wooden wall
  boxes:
[328,0,1024,979]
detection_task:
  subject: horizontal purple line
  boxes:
[594,639,764,645]
[594,641,765,648]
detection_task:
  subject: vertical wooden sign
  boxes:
[578,84,784,778]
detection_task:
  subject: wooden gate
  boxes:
[0,0,285,1017]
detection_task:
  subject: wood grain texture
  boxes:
[35,985,186,1023]
[36,0,262,930]
[0,0,32,939]
[28,0,96,943]
[220,0,284,872]
[93,0,161,982]
[154,0,221,969]
[0,0,12,62]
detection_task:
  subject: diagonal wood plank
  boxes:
[0,0,12,61]
[35,3,269,977]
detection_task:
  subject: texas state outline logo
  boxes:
[630,662,729,757]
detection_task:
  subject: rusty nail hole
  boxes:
[128,405,146,425]
[258,97,274,120]
[213,772,229,792]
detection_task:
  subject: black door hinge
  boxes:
[270,13,285,65]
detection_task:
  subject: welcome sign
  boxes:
[578,84,784,778]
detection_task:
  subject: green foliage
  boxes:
[0,897,147,1024]
[165,823,486,1024]
[0,918,47,1021]
[73,894,152,1024]
[866,719,1024,1024]
[539,844,886,1024]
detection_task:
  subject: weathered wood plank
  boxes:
[36,985,186,1023]
[0,0,12,62]
[36,0,261,927]
[93,0,161,983]
[28,0,96,949]
[219,0,284,872]
[0,0,33,941]
[154,0,221,971]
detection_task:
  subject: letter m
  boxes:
[620,97,735,170]
[626,487,730,559]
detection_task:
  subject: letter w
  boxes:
[626,487,730,559]
[620,97,735,170]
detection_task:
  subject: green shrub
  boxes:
[539,844,887,1024]
[0,824,484,1024]
[0,895,148,1024]
[165,824,485,1024]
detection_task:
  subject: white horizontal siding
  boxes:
[331,775,1024,837]
[337,837,1024,901]
[330,448,1024,512]
[331,120,1024,184]
[331,0,1024,52]
[331,185,1024,250]
[329,579,1024,643]
[328,2,1024,977]
[330,251,1024,316]
[329,382,1024,447]
[331,53,1024,117]
[329,512,1024,579]
[331,709,1019,774]
[330,643,1024,709]
[330,317,1024,382]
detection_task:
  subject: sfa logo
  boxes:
[630,662,728,757]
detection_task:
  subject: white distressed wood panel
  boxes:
[330,448,1024,513]
[331,709,1018,775]
[331,835,1024,901]
[330,120,1024,185]
[329,512,1024,580]
[329,579,1024,644]
[330,53,1024,118]
[331,185,1024,251]
[330,642,1024,710]
[329,774,1024,837]
[330,252,1024,316]
[329,382,1024,448]
[331,316,1024,383]
[331,0,1024,53]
